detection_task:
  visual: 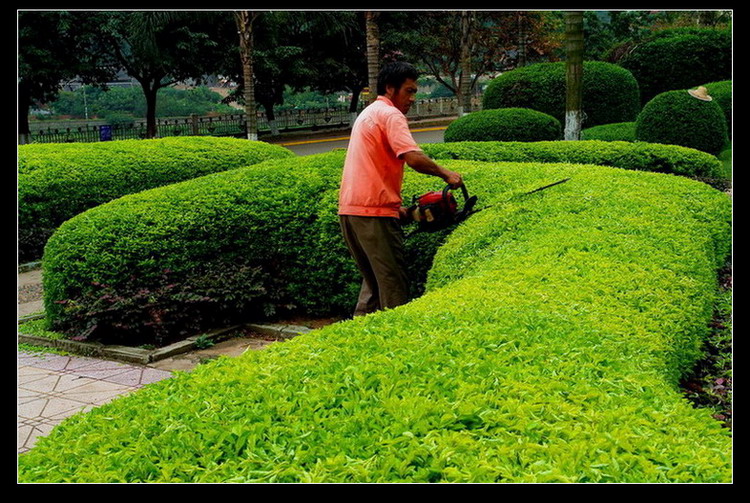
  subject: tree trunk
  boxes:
[143,81,159,139]
[517,13,528,68]
[18,80,32,144]
[349,88,362,125]
[262,101,279,136]
[235,11,259,141]
[458,11,474,116]
[564,11,584,141]
[365,11,380,105]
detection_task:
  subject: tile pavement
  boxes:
[17,350,174,454]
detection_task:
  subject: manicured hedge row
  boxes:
[444,108,562,142]
[422,140,723,178]
[482,61,640,128]
[19,157,731,482]
[18,136,294,262]
[40,152,360,346]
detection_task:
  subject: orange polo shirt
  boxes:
[338,96,422,218]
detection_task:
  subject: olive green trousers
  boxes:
[339,215,410,317]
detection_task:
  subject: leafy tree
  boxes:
[380,11,561,97]
[18,11,117,143]
[218,11,365,133]
[286,11,366,117]
[96,11,227,138]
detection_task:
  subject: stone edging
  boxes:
[17,323,312,366]
[18,261,42,273]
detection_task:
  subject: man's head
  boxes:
[377,62,419,115]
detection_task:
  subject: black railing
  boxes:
[27,97,479,144]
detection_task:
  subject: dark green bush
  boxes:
[444,108,561,143]
[703,80,732,138]
[635,90,728,156]
[18,136,294,262]
[618,28,731,105]
[482,61,640,128]
[423,140,723,178]
[19,155,732,482]
[581,122,636,142]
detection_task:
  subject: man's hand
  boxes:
[442,169,463,188]
[402,151,463,188]
[399,206,413,224]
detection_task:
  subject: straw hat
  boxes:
[688,86,713,101]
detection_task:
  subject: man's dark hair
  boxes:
[377,62,419,95]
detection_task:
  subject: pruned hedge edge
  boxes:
[422,140,723,179]
[19,150,732,483]
[18,136,294,262]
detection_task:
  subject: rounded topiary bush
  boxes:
[444,108,562,142]
[635,89,728,156]
[703,80,732,138]
[619,28,731,105]
[482,61,640,128]
[581,122,636,142]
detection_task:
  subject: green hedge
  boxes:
[703,80,732,138]
[18,136,294,263]
[482,61,640,128]
[635,90,729,156]
[618,28,731,105]
[39,152,358,346]
[19,154,731,482]
[444,108,562,142]
[580,122,636,142]
[422,140,723,178]
[39,141,723,346]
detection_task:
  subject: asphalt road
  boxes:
[273,126,447,156]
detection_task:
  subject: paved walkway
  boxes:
[18,267,176,454]
[18,350,174,454]
[17,267,281,454]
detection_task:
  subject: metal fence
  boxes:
[27,96,478,144]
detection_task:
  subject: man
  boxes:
[338,61,463,317]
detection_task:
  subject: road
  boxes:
[272,126,447,156]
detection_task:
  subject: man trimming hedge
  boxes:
[338,62,463,317]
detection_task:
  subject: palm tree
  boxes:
[458,11,475,116]
[564,11,584,140]
[365,11,380,105]
[234,10,260,141]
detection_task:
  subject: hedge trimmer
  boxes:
[405,177,570,237]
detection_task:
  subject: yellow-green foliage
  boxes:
[18,136,294,262]
[19,152,731,482]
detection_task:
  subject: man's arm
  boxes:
[401,150,463,188]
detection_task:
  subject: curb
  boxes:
[18,261,42,273]
[17,322,312,366]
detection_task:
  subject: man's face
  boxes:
[385,78,418,115]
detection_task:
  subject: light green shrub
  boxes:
[422,140,722,178]
[19,154,732,483]
[18,136,294,262]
